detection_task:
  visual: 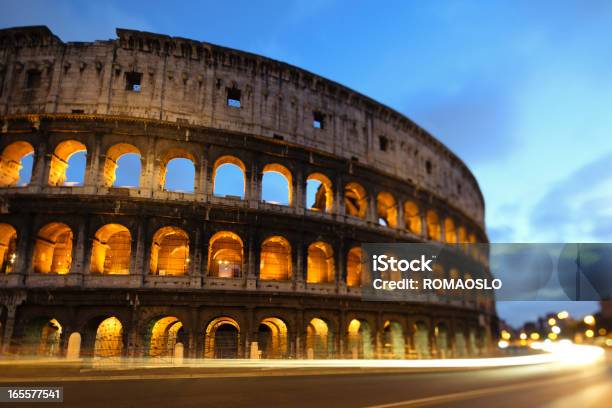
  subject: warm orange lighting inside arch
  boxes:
[48,140,87,186]
[444,218,457,243]
[344,182,367,219]
[0,141,34,187]
[377,191,398,228]
[208,231,243,278]
[307,241,334,284]
[404,201,422,235]
[260,236,292,280]
[307,172,333,213]
[0,223,17,274]
[33,222,73,274]
[90,224,131,275]
[346,247,366,287]
[150,226,189,276]
[426,210,441,241]
[103,143,141,187]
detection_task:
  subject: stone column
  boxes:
[83,133,102,191]
[132,219,146,285]
[29,139,51,190]
[1,292,26,354]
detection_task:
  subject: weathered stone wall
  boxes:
[0,26,485,227]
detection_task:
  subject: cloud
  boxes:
[529,153,612,241]
[405,78,521,166]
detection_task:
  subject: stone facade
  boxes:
[0,26,495,360]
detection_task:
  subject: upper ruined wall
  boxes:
[0,26,485,227]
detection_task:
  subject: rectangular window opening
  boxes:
[26,70,42,89]
[125,72,143,92]
[379,135,389,151]
[313,111,325,129]
[227,87,241,108]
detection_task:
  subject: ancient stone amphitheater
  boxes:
[0,26,495,360]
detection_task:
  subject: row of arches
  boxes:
[0,141,480,244]
[1,222,367,284]
[1,222,490,298]
[18,315,487,359]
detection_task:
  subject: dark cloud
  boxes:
[529,153,612,241]
[404,78,521,166]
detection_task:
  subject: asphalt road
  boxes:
[5,360,611,408]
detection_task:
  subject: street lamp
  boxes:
[551,326,561,334]
[583,315,595,326]
[548,318,556,326]
[585,329,594,338]
[557,311,569,319]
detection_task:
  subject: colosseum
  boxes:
[0,26,496,360]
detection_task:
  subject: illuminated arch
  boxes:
[204,317,240,359]
[383,320,405,359]
[344,182,367,219]
[307,241,334,284]
[455,331,468,357]
[94,316,123,358]
[259,236,291,280]
[33,223,73,274]
[22,317,62,356]
[377,192,398,228]
[426,210,441,241]
[148,316,184,357]
[306,173,333,213]
[90,224,131,275]
[444,218,457,243]
[258,317,288,359]
[458,226,467,243]
[208,231,243,278]
[306,318,333,359]
[346,247,367,287]
[159,149,196,192]
[0,223,17,274]
[150,227,189,276]
[435,323,450,358]
[262,163,293,206]
[212,156,246,199]
[103,143,141,187]
[48,140,87,186]
[413,321,430,358]
[0,141,35,187]
[404,201,422,235]
[347,319,373,359]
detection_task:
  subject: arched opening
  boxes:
[204,317,240,359]
[455,331,468,357]
[103,143,141,188]
[469,329,478,356]
[413,321,430,358]
[307,241,334,284]
[346,247,366,287]
[259,236,291,280]
[306,318,333,359]
[33,223,73,274]
[426,210,441,241]
[208,231,243,278]
[94,316,123,358]
[22,317,62,356]
[347,319,373,359]
[262,163,292,206]
[0,141,35,187]
[344,182,367,219]
[162,157,196,193]
[150,227,189,276]
[383,321,405,359]
[435,323,450,358]
[0,223,17,274]
[458,226,467,244]
[444,218,457,243]
[377,192,398,227]
[48,140,87,186]
[148,316,184,357]
[306,173,333,213]
[213,156,246,199]
[404,201,422,235]
[258,317,288,359]
[90,224,131,275]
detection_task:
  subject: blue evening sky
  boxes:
[4,0,611,327]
